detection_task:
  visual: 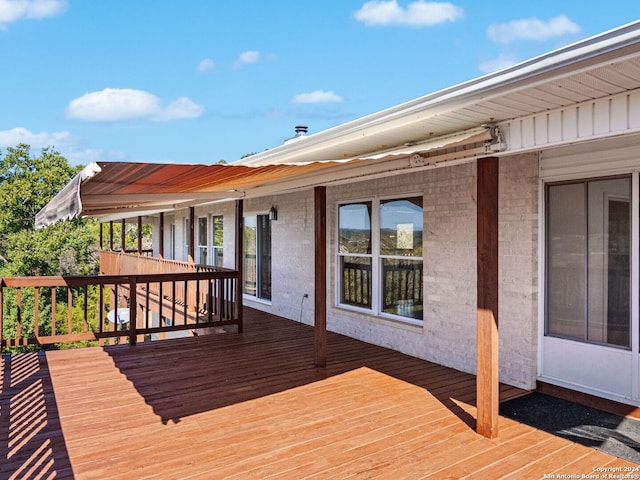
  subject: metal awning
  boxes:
[35,127,497,229]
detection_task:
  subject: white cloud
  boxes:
[233,50,277,68]
[478,54,519,73]
[196,58,215,73]
[0,0,67,28]
[354,0,463,27]
[291,90,343,104]
[237,50,260,65]
[65,88,205,122]
[487,15,580,43]
[0,127,129,165]
[153,97,205,121]
[0,127,77,149]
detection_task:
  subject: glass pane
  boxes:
[380,197,423,256]
[197,217,207,245]
[339,202,372,254]
[587,178,630,347]
[212,246,223,267]
[381,258,423,320]
[184,218,190,261]
[196,246,208,265]
[258,214,271,300]
[340,256,372,308]
[243,216,257,295]
[212,215,223,247]
[547,183,586,338]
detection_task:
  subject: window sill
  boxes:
[334,305,424,333]
[243,295,272,307]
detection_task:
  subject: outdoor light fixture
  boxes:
[269,206,278,221]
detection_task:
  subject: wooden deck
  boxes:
[1,308,637,479]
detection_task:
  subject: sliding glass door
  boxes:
[546,177,631,347]
[542,174,636,403]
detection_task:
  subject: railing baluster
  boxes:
[172,281,176,326]
[145,282,150,330]
[84,285,89,333]
[68,286,73,336]
[183,280,188,326]
[99,284,105,346]
[51,287,56,337]
[34,287,40,338]
[129,278,137,346]
[16,287,22,344]
[0,283,3,348]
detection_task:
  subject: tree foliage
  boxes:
[0,144,100,277]
[0,145,101,352]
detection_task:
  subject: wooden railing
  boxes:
[0,253,241,350]
[341,260,423,318]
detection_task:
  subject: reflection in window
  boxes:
[243,214,271,301]
[196,217,208,264]
[211,215,223,267]
[338,196,423,322]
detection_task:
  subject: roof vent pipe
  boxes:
[284,125,309,144]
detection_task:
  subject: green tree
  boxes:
[0,144,101,351]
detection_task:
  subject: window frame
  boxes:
[243,213,272,303]
[210,215,224,268]
[196,216,208,265]
[336,193,424,326]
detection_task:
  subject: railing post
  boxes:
[129,278,137,346]
[137,216,143,256]
[235,200,244,332]
[188,207,195,264]
[0,282,3,349]
[159,212,165,259]
[121,219,126,253]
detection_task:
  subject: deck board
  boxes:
[1,308,637,479]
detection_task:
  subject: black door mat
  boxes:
[500,392,640,464]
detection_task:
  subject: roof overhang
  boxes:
[238,20,640,167]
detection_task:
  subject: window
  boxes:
[183,217,190,261]
[338,196,423,322]
[244,214,272,300]
[546,177,631,348]
[211,215,224,267]
[196,217,208,264]
[169,224,176,260]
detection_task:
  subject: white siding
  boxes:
[505,89,640,152]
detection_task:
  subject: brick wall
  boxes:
[161,154,540,390]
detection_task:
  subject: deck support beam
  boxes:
[476,156,499,438]
[188,207,195,264]
[314,186,327,367]
[159,212,165,258]
[121,219,126,253]
[137,216,143,256]
[235,200,244,333]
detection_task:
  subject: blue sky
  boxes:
[0,1,639,166]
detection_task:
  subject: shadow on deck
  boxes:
[2,308,637,479]
[104,308,508,427]
[0,352,74,479]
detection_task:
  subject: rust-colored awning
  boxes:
[35,160,354,228]
[35,127,498,229]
